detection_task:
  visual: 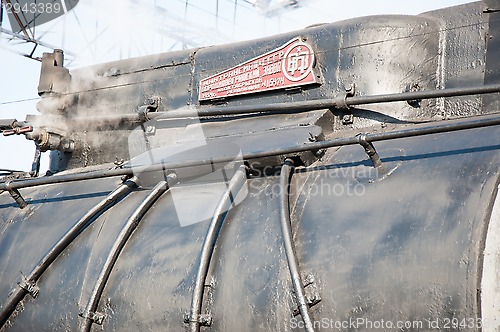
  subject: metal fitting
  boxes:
[19,277,39,298]
[183,314,212,327]
[80,311,105,325]
[26,129,74,152]
[5,181,28,209]
[357,134,383,168]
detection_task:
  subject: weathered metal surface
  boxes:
[1,1,500,331]
[483,10,500,113]
[421,1,486,117]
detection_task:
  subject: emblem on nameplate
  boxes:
[198,37,319,101]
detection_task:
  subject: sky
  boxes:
[0,0,474,173]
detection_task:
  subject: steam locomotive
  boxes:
[1,1,500,331]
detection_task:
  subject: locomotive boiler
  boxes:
[1,1,500,331]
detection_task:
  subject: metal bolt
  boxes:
[345,83,356,97]
[198,314,213,326]
[342,114,354,125]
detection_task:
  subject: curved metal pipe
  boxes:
[188,165,248,332]
[0,177,138,328]
[279,159,315,332]
[79,176,174,332]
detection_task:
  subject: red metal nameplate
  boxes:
[199,37,318,101]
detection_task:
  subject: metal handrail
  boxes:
[187,165,248,332]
